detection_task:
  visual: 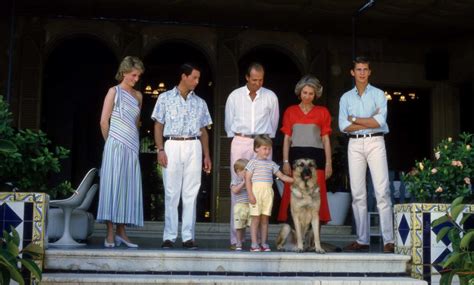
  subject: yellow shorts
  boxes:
[233,202,250,229]
[249,182,274,216]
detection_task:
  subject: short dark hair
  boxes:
[352,56,370,69]
[246,62,265,77]
[179,63,201,77]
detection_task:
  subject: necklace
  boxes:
[299,103,313,114]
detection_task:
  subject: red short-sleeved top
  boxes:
[281,105,332,139]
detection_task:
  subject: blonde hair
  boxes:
[115,56,145,82]
[234,158,249,172]
[253,134,273,151]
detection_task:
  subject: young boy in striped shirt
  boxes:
[245,135,294,252]
[230,158,250,251]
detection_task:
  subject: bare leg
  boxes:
[106,221,114,243]
[116,224,131,242]
[250,216,260,245]
[236,229,244,246]
[260,215,269,245]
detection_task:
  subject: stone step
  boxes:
[45,249,410,274]
[92,221,354,240]
[41,273,427,285]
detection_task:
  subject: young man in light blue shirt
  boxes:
[338,56,394,253]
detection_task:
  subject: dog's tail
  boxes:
[276,223,292,249]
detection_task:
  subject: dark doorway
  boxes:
[42,36,117,189]
[141,41,214,222]
[238,47,302,222]
[382,88,431,173]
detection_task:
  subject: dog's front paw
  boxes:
[314,247,326,254]
[294,247,304,253]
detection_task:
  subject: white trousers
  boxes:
[348,136,394,245]
[163,139,202,242]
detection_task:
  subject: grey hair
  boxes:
[294,75,323,98]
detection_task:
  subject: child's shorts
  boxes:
[233,202,250,229]
[249,182,274,216]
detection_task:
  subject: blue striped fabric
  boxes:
[97,86,144,227]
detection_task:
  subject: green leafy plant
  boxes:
[431,196,474,285]
[404,133,473,202]
[0,227,43,285]
[0,95,71,199]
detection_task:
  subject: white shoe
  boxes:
[115,235,138,248]
[104,238,115,248]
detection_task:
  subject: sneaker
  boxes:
[250,246,261,252]
[343,241,369,252]
[235,245,242,251]
[383,243,395,253]
[182,240,198,250]
[229,244,237,251]
[161,240,174,249]
[260,244,271,252]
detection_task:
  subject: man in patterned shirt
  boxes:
[152,63,213,250]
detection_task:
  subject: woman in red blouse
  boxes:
[278,75,333,223]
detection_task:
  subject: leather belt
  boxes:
[348,132,384,139]
[235,133,265,139]
[165,136,200,141]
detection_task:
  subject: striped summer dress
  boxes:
[97,86,144,227]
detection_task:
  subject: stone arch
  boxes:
[236,30,309,75]
[141,26,218,78]
[43,20,121,61]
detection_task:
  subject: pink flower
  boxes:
[451,160,463,168]
[435,187,443,193]
[465,177,471,185]
[431,168,438,174]
[467,145,471,151]
[435,151,440,160]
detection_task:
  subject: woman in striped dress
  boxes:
[97,56,145,248]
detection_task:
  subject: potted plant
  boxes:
[0,227,43,285]
[431,196,473,285]
[394,132,473,283]
[326,135,351,226]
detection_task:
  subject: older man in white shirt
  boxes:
[224,62,279,249]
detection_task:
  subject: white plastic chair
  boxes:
[47,183,98,241]
[49,168,97,246]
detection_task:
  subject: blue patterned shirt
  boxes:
[151,87,212,136]
[338,84,389,135]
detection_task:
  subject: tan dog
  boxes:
[276,158,325,253]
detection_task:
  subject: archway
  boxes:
[42,36,117,188]
[142,41,214,222]
[238,46,302,222]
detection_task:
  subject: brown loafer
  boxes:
[343,241,369,252]
[182,240,198,250]
[383,243,395,253]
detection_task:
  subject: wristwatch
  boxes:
[351,116,357,123]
